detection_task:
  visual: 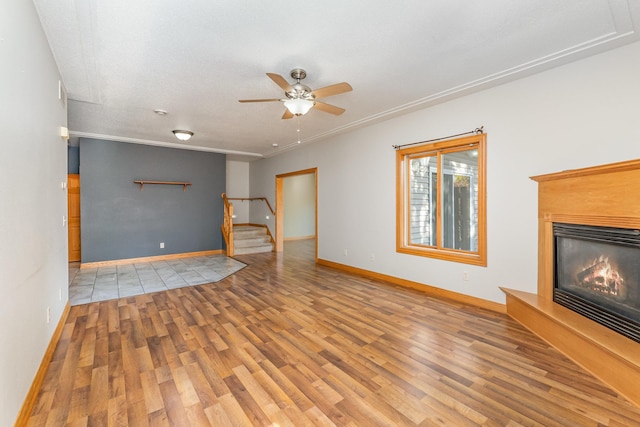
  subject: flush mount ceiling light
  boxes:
[153,109,168,115]
[172,130,193,141]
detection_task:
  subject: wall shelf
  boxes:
[133,180,191,191]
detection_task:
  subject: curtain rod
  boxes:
[392,126,484,150]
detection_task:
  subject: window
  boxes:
[396,133,486,266]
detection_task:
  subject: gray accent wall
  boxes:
[68,145,79,174]
[80,139,225,262]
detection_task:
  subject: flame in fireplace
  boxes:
[576,255,625,297]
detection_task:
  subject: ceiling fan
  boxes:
[239,69,352,119]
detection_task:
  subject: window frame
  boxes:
[396,133,487,266]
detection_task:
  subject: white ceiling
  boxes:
[33,0,640,160]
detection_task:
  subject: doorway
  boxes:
[275,168,317,261]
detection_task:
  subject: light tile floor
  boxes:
[68,255,246,306]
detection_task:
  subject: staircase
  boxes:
[232,225,274,255]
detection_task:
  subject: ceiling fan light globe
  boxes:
[284,98,315,116]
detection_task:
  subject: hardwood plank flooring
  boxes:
[27,240,640,426]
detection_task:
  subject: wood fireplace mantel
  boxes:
[502,159,640,408]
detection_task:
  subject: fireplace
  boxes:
[554,223,640,343]
[503,159,640,407]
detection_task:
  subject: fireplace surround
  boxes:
[502,159,640,408]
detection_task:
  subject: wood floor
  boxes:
[28,240,640,426]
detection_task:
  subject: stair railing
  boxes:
[221,193,234,256]
[225,196,276,216]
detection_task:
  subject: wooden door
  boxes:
[68,174,81,261]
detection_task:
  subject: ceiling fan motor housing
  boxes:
[287,84,314,100]
[287,69,314,100]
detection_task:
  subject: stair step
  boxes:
[233,226,268,238]
[234,236,271,248]
[234,243,273,255]
[232,226,273,255]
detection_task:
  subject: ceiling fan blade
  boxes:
[314,101,345,116]
[312,82,352,99]
[238,98,283,103]
[266,73,293,91]
[282,109,294,120]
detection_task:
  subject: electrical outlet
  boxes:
[463,271,469,281]
[46,307,51,324]
[343,249,348,257]
[160,242,165,249]
[62,216,67,227]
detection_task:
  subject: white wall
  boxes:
[0,2,68,425]
[283,173,315,238]
[251,40,640,305]
[249,163,277,226]
[226,160,250,223]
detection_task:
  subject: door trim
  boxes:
[68,173,81,262]
[275,168,318,261]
